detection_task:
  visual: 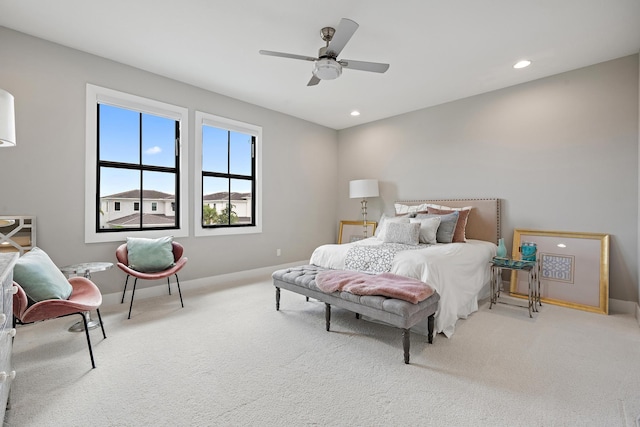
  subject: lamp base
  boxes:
[361,198,368,238]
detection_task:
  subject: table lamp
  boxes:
[349,179,379,237]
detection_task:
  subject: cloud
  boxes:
[145,146,162,155]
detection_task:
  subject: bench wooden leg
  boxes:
[427,314,434,344]
[275,287,280,311]
[402,329,410,364]
[325,303,331,331]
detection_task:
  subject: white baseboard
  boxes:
[609,298,638,315]
[497,280,638,321]
[102,259,309,308]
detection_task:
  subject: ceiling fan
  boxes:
[259,18,390,86]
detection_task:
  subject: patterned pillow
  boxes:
[426,206,472,243]
[415,211,459,243]
[410,216,441,244]
[382,222,420,245]
[375,215,410,240]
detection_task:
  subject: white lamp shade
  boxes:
[349,179,379,199]
[0,89,16,147]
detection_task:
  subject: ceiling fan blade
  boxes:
[259,50,317,62]
[339,59,390,73]
[326,18,359,57]
[307,75,321,86]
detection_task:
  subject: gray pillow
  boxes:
[415,211,459,243]
[13,247,73,303]
[410,216,441,244]
[383,222,420,245]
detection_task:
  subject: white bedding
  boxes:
[309,237,496,337]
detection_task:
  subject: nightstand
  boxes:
[489,257,541,317]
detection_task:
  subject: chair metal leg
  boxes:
[167,277,172,295]
[175,274,184,308]
[96,308,106,339]
[120,275,130,304]
[127,278,138,319]
[78,312,96,369]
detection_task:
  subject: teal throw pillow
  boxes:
[13,247,73,303]
[416,211,459,243]
[126,236,175,273]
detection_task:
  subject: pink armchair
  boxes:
[116,241,187,319]
[13,277,106,369]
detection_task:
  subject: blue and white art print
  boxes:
[540,253,575,284]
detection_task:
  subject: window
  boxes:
[195,111,262,236]
[85,84,188,243]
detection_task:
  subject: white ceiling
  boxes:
[1,0,639,130]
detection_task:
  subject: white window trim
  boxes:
[85,84,189,243]
[194,111,262,237]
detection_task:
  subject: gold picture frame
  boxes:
[509,229,609,314]
[338,221,377,244]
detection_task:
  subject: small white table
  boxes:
[59,262,112,332]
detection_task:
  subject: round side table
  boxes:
[59,261,113,332]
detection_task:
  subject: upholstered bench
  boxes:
[272,265,440,364]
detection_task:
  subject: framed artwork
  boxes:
[509,229,609,314]
[338,221,377,244]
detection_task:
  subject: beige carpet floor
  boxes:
[4,274,640,427]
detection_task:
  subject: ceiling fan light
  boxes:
[313,58,342,80]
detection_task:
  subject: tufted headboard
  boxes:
[394,198,501,244]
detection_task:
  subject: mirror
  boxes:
[0,216,36,255]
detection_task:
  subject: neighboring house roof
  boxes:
[107,213,175,227]
[203,192,251,201]
[103,189,174,200]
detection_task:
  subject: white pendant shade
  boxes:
[0,89,16,147]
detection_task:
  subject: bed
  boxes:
[309,198,501,337]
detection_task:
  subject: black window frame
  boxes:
[95,103,181,233]
[201,129,256,229]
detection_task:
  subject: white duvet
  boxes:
[309,237,496,337]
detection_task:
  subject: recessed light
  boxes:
[513,60,532,69]
[350,110,360,116]
[557,243,567,248]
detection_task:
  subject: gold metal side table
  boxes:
[489,257,541,317]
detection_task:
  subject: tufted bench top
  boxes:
[272,264,440,330]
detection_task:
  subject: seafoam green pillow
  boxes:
[13,247,73,303]
[126,236,175,273]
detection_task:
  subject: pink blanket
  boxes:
[315,270,435,304]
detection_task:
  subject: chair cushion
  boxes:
[126,236,175,273]
[13,247,73,303]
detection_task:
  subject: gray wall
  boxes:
[0,27,338,295]
[2,26,638,305]
[337,55,640,303]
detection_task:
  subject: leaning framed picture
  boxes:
[338,221,377,244]
[509,229,610,314]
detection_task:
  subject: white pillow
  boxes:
[410,216,441,244]
[383,222,420,245]
[394,203,429,216]
[375,215,410,240]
